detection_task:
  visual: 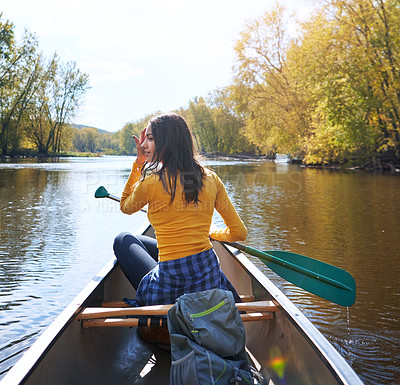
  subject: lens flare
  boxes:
[268,347,286,379]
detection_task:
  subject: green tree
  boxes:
[96,130,119,154]
[27,57,89,155]
[1,15,89,156]
[118,122,136,155]
[119,114,154,155]
[0,20,40,155]
[231,4,309,156]
[300,0,400,165]
[229,0,400,167]
[185,97,219,153]
[71,126,98,152]
[208,88,258,154]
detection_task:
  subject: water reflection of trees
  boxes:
[214,163,400,322]
[0,168,77,292]
[214,162,400,385]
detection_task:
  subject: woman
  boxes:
[113,113,247,308]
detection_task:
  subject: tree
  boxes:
[0,15,89,156]
[27,57,89,155]
[208,88,258,154]
[229,0,400,167]
[71,126,98,152]
[96,130,119,154]
[230,4,310,156]
[0,14,13,63]
[118,114,154,155]
[185,97,219,153]
[301,0,400,165]
[0,21,40,155]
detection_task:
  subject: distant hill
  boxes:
[69,124,111,134]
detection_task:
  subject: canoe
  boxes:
[1,223,363,385]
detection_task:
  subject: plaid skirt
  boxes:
[124,247,240,307]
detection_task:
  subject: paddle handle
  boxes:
[108,194,121,202]
[225,242,352,291]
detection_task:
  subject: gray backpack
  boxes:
[167,289,261,385]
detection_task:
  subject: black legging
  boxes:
[113,232,158,289]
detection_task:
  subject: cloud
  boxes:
[2,0,316,131]
[79,59,143,85]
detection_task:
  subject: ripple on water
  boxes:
[0,331,40,376]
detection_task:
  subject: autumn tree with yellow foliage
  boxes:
[230,0,400,168]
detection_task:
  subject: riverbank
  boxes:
[201,152,270,162]
[0,151,102,161]
[3,150,399,173]
[303,160,400,173]
[204,152,400,173]
[0,151,269,163]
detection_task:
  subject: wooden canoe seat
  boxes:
[77,300,279,328]
[101,294,256,308]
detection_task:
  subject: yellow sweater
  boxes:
[120,162,247,261]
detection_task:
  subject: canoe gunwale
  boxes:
[0,224,151,385]
[222,242,363,385]
[1,259,119,385]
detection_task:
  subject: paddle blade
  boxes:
[95,186,109,199]
[261,250,356,307]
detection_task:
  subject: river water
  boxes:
[0,156,399,384]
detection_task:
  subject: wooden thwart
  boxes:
[77,300,279,320]
[78,300,279,328]
[101,294,256,308]
[83,317,167,328]
[82,312,274,328]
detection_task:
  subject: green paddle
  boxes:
[94,185,121,202]
[224,242,356,307]
[94,186,356,307]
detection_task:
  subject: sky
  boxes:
[1,0,315,132]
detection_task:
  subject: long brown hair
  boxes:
[143,113,205,204]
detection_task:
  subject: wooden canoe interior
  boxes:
[5,226,358,385]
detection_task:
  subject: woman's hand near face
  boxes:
[133,127,147,165]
